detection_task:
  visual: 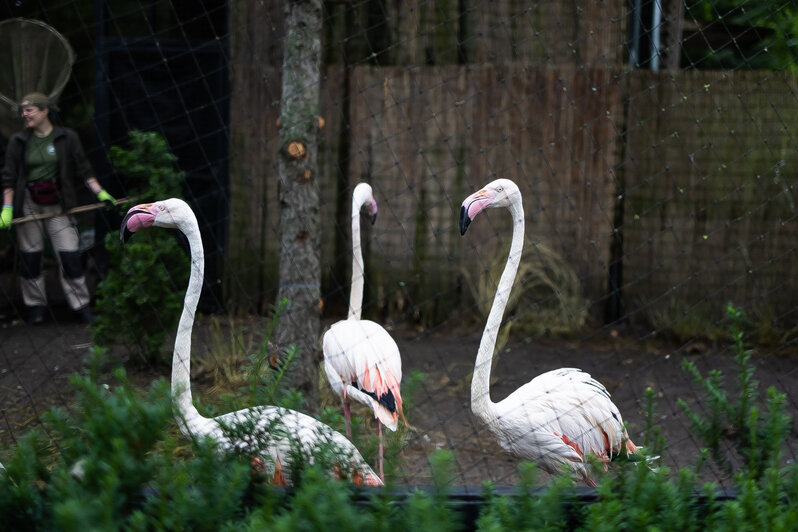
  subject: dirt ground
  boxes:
[1,307,797,488]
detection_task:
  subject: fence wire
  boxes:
[0,0,796,488]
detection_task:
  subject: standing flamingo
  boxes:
[322,183,405,481]
[459,179,638,486]
[121,198,381,486]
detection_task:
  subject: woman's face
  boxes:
[20,102,50,130]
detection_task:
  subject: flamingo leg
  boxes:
[378,421,384,481]
[343,401,352,438]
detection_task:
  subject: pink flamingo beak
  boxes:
[459,189,493,235]
[120,203,157,242]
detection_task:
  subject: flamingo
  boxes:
[459,179,638,486]
[121,198,382,486]
[322,183,405,481]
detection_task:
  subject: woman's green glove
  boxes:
[0,205,12,229]
[96,189,116,208]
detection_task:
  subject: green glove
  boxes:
[96,189,116,208]
[0,205,12,229]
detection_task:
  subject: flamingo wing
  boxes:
[209,405,382,486]
[323,319,404,430]
[493,368,634,480]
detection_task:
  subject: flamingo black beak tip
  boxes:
[459,206,471,236]
[120,208,144,243]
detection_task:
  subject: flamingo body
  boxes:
[323,319,403,431]
[121,198,381,486]
[322,183,404,479]
[460,179,637,485]
[184,403,379,484]
[486,368,636,483]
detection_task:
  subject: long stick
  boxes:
[10,196,143,225]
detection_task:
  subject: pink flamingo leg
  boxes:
[343,401,352,438]
[378,421,384,481]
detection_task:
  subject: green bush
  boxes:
[0,363,253,531]
[92,232,189,363]
[91,130,187,363]
[108,130,184,199]
[678,303,792,481]
[2,304,797,529]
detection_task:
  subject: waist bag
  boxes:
[26,180,61,205]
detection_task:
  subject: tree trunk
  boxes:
[274,0,323,409]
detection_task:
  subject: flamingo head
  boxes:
[459,179,520,235]
[353,182,378,225]
[120,198,192,242]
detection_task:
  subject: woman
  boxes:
[0,92,115,325]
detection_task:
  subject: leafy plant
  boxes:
[92,231,189,363]
[641,387,666,461]
[91,130,187,363]
[400,449,462,532]
[582,465,703,532]
[684,1,798,71]
[108,130,184,199]
[4,303,798,529]
[0,353,797,530]
[477,462,572,531]
[245,298,297,408]
[0,362,255,531]
[677,303,793,481]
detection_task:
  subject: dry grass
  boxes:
[191,315,255,395]
[640,295,798,349]
[461,236,588,354]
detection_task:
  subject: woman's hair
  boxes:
[44,107,62,126]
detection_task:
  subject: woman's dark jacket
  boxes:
[1,127,94,213]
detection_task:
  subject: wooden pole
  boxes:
[10,196,142,225]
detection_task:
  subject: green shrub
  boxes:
[3,304,798,529]
[92,231,189,363]
[477,462,571,531]
[678,303,792,481]
[108,130,184,199]
[91,130,187,363]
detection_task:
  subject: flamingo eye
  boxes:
[497,186,503,192]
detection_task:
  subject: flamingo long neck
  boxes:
[471,196,525,422]
[348,196,365,320]
[172,217,205,434]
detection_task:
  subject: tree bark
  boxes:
[274,0,324,409]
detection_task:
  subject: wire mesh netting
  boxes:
[0,0,796,491]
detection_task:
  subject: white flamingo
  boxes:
[459,179,638,486]
[121,198,382,486]
[322,183,405,481]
